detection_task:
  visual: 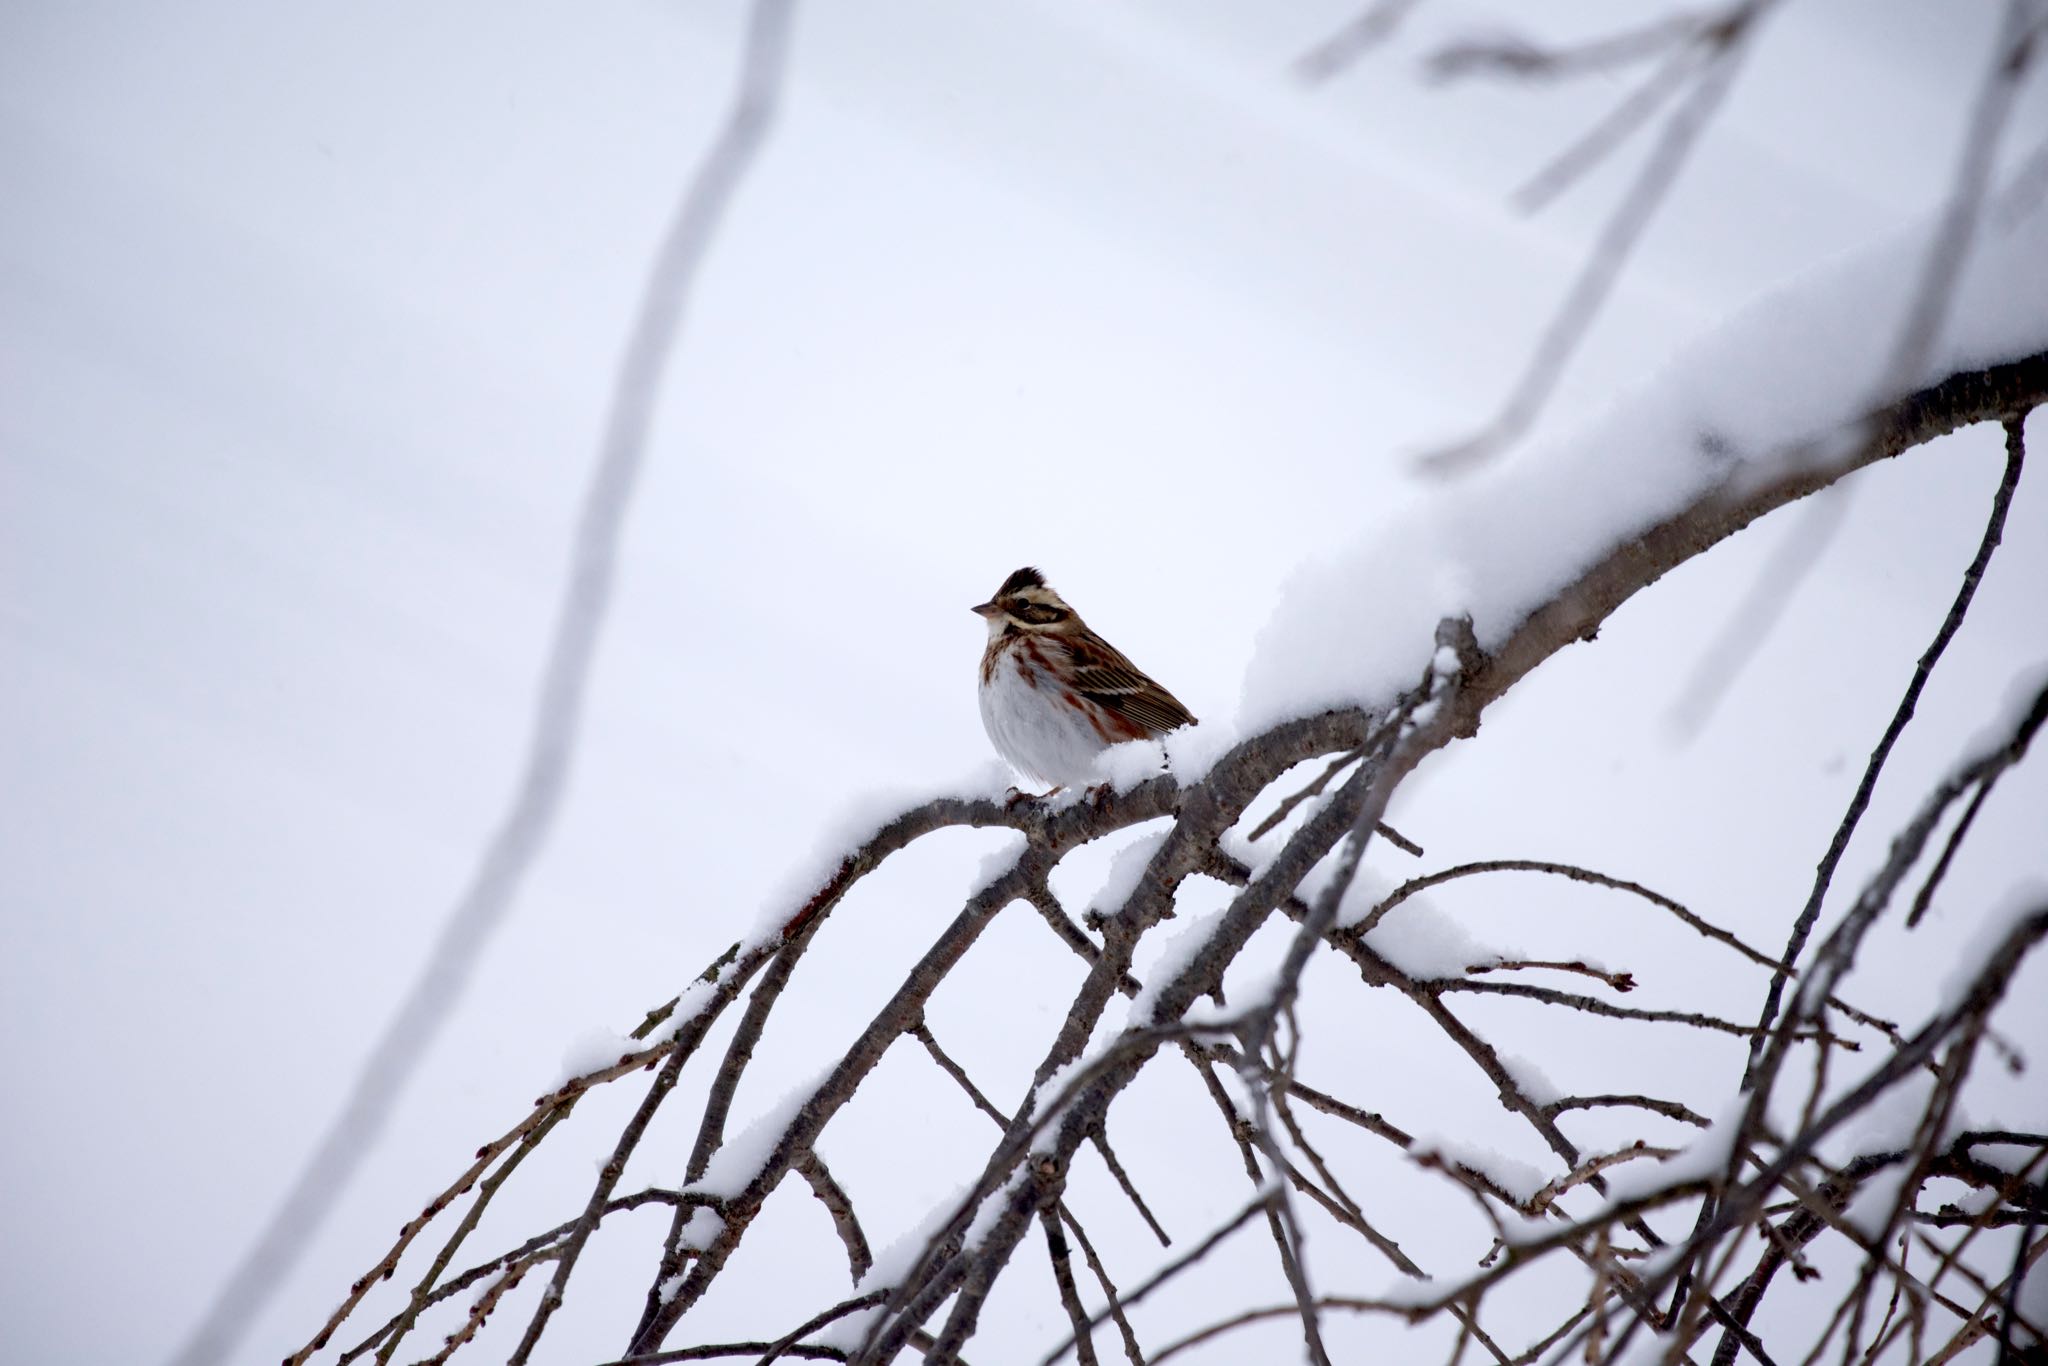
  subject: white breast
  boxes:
[979,647,1110,790]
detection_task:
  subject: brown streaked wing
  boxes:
[1066,631,1197,737]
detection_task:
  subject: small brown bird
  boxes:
[972,567,1197,790]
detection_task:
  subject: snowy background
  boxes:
[4,1,2046,1361]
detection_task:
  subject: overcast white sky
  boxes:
[4,2,2045,1362]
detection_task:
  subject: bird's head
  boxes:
[971,566,1078,638]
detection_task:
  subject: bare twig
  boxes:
[799,1152,874,1285]
[1667,1,2039,738]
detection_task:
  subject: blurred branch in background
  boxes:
[1303,0,1785,475]
[1666,0,2042,738]
[165,2,800,1363]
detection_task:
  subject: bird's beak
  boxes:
[970,601,1000,618]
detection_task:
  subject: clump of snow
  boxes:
[1295,841,1364,914]
[1356,888,1522,981]
[1242,203,2048,728]
[651,1207,727,1302]
[1499,1052,1561,1107]
[814,1307,881,1350]
[1218,819,1300,882]
[1088,829,1171,921]
[747,762,1017,939]
[817,1179,986,1348]
[963,1166,1031,1249]
[685,1067,832,1200]
[1939,877,2048,1011]
[1164,714,1241,787]
[1410,1132,1550,1203]
[1965,1138,2047,1176]
[1843,1162,1912,1238]
[1494,1207,1557,1248]
[1023,1056,1096,1154]
[1092,737,1168,792]
[970,830,1029,895]
[853,1186,973,1296]
[1130,905,1234,1024]
[679,1204,725,1250]
[1372,1266,1476,1309]
[550,1026,646,1088]
[1305,867,1526,977]
[658,922,797,1045]
[1825,1072,1943,1166]
[1243,517,1475,731]
[1600,1098,1745,1207]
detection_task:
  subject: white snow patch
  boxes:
[1601,1099,1745,1207]
[680,1204,726,1251]
[1965,1138,2046,1176]
[1500,1052,1562,1107]
[851,1188,972,1297]
[1843,1162,1912,1239]
[1328,868,1393,931]
[748,762,1016,939]
[1410,1132,1550,1202]
[1242,203,2048,728]
[1494,1207,1555,1247]
[970,830,1030,895]
[1295,840,1366,914]
[1026,1057,1088,1154]
[819,1177,994,1348]
[663,967,750,1044]
[1093,736,1169,792]
[1358,893,1521,980]
[1217,825,1277,880]
[1938,876,2048,1011]
[551,1026,646,1088]
[1088,829,1170,921]
[685,1068,832,1200]
[1372,1267,1473,1308]
[1130,905,1234,1025]
[1164,714,1241,786]
[814,1307,884,1352]
[964,1166,1031,1250]
[1828,1072,1943,1165]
